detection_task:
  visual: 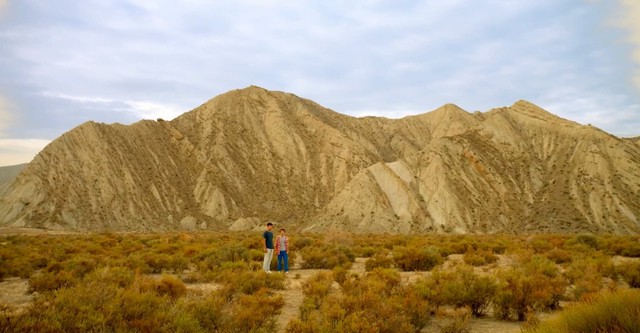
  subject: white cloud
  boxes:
[0,139,50,166]
[0,95,13,136]
[42,92,184,121]
[614,0,640,89]
[0,0,638,141]
[125,101,183,120]
[0,0,7,16]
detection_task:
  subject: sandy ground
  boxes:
[0,278,32,315]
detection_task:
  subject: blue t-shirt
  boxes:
[263,230,274,249]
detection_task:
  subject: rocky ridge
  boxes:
[1,86,638,234]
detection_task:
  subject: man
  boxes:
[262,222,274,273]
[275,228,289,273]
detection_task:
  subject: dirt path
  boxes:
[0,277,32,314]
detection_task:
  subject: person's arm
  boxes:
[263,232,267,252]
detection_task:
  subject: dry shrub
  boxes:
[438,308,471,333]
[289,268,430,333]
[617,261,640,288]
[332,266,349,285]
[393,246,443,271]
[28,270,77,293]
[414,265,498,317]
[302,271,334,304]
[569,233,599,250]
[544,248,573,264]
[494,256,568,321]
[528,289,640,333]
[365,252,395,271]
[227,288,284,332]
[563,253,615,300]
[218,269,286,295]
[156,274,188,299]
[300,246,353,269]
[462,248,498,266]
[6,266,284,333]
[528,237,553,254]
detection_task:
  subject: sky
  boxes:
[1,0,639,166]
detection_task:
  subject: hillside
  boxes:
[0,163,27,195]
[0,86,638,233]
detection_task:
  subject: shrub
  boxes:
[155,274,188,299]
[527,290,640,333]
[414,265,498,317]
[617,261,640,288]
[494,261,568,321]
[290,269,430,333]
[544,248,572,264]
[300,246,353,269]
[364,252,395,271]
[439,309,471,333]
[332,266,349,286]
[462,249,498,266]
[302,271,334,303]
[28,270,77,293]
[563,253,615,300]
[572,233,599,249]
[393,246,443,271]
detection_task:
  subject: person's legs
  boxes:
[277,251,284,271]
[283,251,289,272]
[263,249,274,272]
[267,249,274,272]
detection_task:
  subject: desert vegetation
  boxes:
[0,232,639,332]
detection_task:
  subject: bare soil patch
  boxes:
[0,277,32,314]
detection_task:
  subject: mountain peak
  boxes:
[509,100,558,120]
[2,88,639,234]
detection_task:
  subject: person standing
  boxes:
[262,222,274,273]
[275,228,289,273]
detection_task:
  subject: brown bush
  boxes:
[414,265,498,317]
[290,269,430,333]
[365,252,395,271]
[393,246,443,271]
[462,248,498,266]
[617,261,640,288]
[494,257,568,321]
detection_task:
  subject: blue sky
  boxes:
[1,0,639,166]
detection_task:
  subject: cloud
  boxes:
[0,95,13,136]
[0,0,637,141]
[0,138,50,166]
[615,0,640,88]
[0,0,7,16]
[42,92,184,121]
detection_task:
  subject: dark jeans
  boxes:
[277,251,289,272]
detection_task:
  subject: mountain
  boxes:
[0,163,27,195]
[1,86,639,234]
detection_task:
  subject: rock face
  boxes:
[0,164,27,195]
[1,86,639,233]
